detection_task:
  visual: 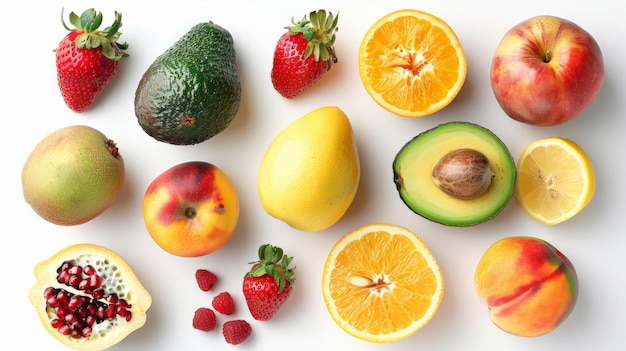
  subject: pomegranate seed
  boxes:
[116,306,127,317]
[55,307,68,319]
[96,305,106,321]
[118,299,130,308]
[89,274,102,289]
[68,295,84,310]
[43,287,57,299]
[106,305,117,319]
[84,265,96,275]
[46,295,59,307]
[65,313,77,324]
[106,293,118,304]
[71,329,81,338]
[58,324,71,335]
[50,318,65,329]
[78,279,90,291]
[58,261,72,274]
[57,270,71,284]
[68,265,82,275]
[92,289,105,300]
[69,275,82,289]
[125,310,132,321]
[85,315,95,326]
[56,291,70,304]
[82,327,92,338]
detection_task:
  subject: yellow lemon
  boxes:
[515,137,595,225]
[258,106,360,232]
[322,223,444,343]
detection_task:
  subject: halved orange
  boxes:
[322,223,444,343]
[358,9,467,117]
[515,137,596,225]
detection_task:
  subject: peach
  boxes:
[474,236,578,336]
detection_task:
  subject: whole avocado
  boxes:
[135,22,241,145]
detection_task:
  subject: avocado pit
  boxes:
[432,148,494,199]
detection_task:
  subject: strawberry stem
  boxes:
[285,9,339,70]
[246,244,295,294]
[59,8,128,60]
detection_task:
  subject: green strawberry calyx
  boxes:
[285,9,339,70]
[60,8,128,61]
[246,244,295,294]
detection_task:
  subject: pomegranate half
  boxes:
[29,244,152,350]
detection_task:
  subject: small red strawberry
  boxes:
[271,10,339,98]
[222,320,252,345]
[192,307,217,332]
[55,8,128,112]
[242,244,295,321]
[195,269,218,291]
[212,292,235,315]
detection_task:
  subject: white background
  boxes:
[3,0,625,350]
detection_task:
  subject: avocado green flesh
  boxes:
[393,122,515,226]
[135,22,241,145]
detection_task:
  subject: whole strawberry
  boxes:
[55,8,128,113]
[271,10,338,98]
[242,244,295,321]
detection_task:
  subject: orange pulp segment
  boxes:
[358,9,467,117]
[322,223,444,343]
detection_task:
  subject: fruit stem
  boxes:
[544,50,552,63]
[246,244,295,293]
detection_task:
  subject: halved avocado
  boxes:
[393,122,515,226]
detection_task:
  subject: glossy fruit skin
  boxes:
[56,9,128,113]
[21,125,125,225]
[243,274,293,321]
[271,10,338,98]
[474,236,578,337]
[490,15,604,126]
[272,32,329,98]
[143,161,239,257]
[29,244,152,351]
[135,22,241,145]
[258,106,360,232]
[242,244,295,321]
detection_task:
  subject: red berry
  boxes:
[192,308,216,332]
[212,292,235,315]
[195,269,217,291]
[222,320,252,345]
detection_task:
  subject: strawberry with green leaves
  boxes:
[242,244,295,321]
[55,8,128,113]
[271,10,339,98]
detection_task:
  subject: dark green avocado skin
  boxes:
[135,22,241,145]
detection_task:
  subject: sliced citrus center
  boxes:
[358,9,467,118]
[515,137,595,225]
[322,223,444,343]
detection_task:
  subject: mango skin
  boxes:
[474,236,578,337]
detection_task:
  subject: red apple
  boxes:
[143,161,239,257]
[490,15,604,126]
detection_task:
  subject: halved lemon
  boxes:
[322,223,444,343]
[358,9,467,118]
[515,137,595,225]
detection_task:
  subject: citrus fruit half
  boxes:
[515,137,595,225]
[322,223,444,343]
[358,9,467,118]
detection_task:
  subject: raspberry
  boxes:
[195,269,217,291]
[192,307,216,332]
[222,320,252,345]
[212,292,235,315]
